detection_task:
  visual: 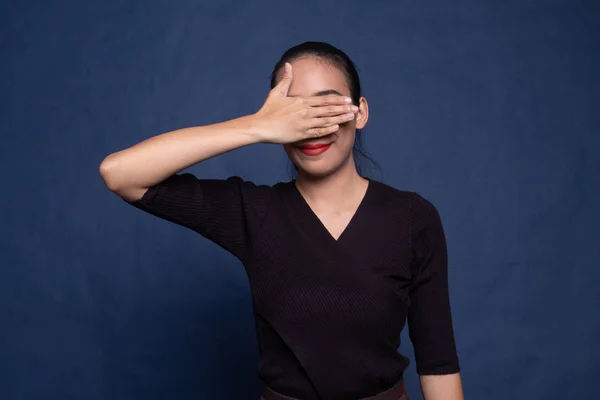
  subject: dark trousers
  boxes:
[260,377,409,400]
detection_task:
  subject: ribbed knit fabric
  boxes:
[128,174,460,400]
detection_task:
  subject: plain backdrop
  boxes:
[1,0,598,399]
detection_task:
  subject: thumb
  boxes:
[275,62,293,96]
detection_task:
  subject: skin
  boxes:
[99,62,355,202]
[420,374,464,400]
[278,57,371,240]
[99,55,463,400]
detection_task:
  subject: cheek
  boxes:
[335,126,356,153]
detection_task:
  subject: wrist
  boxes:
[241,113,270,143]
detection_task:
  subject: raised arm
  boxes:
[98,64,359,260]
[99,116,261,202]
[99,62,357,202]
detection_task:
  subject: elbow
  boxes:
[99,153,147,202]
[99,153,129,195]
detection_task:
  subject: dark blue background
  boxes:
[1,1,598,399]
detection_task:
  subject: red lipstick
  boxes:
[299,143,331,156]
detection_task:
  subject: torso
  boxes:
[244,178,415,399]
[129,173,458,399]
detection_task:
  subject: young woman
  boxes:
[100,42,463,400]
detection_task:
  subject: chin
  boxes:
[292,156,346,178]
[297,164,336,178]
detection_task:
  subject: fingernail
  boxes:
[345,97,352,103]
[351,106,359,111]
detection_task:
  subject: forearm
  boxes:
[99,114,263,201]
[419,373,463,400]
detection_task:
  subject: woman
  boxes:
[100,42,464,400]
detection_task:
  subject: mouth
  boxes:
[298,143,332,156]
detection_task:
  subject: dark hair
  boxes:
[269,41,382,179]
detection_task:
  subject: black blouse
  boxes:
[129,174,460,399]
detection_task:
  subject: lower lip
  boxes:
[300,144,331,156]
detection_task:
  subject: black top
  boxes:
[129,174,460,399]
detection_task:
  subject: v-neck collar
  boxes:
[286,178,373,245]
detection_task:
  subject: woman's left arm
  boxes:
[408,193,463,400]
[420,373,464,400]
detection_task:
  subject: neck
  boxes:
[295,157,368,207]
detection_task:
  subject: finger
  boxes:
[308,112,356,128]
[304,94,353,106]
[307,104,358,118]
[306,124,340,137]
[274,63,293,97]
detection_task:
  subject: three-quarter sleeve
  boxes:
[127,173,274,262]
[407,193,460,375]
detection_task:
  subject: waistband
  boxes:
[260,377,408,400]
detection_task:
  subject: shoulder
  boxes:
[369,179,414,199]
[213,176,281,209]
[368,179,441,222]
[367,178,416,209]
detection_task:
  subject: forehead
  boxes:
[286,57,350,97]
